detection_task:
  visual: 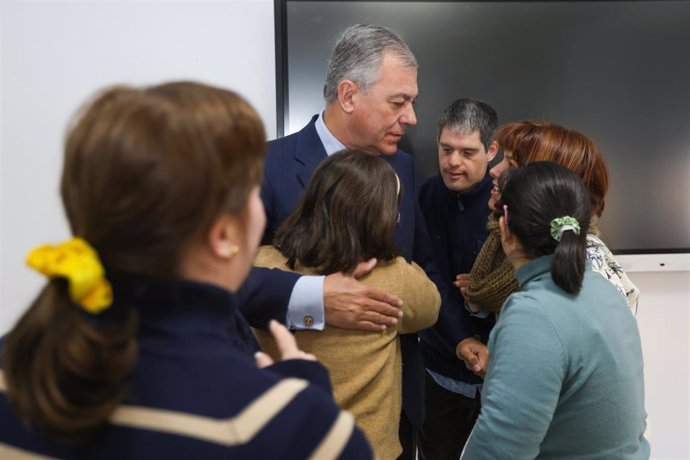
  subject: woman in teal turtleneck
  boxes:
[462,162,649,459]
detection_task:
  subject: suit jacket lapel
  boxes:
[295,117,328,189]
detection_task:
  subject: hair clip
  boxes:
[550,216,581,241]
[26,237,113,313]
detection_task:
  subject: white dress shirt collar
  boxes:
[314,111,347,156]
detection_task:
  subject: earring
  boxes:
[220,243,240,258]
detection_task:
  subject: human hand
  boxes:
[255,320,317,368]
[454,273,480,313]
[456,337,489,378]
[323,258,403,332]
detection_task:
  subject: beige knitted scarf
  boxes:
[466,214,519,315]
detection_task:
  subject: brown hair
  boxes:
[496,121,609,217]
[274,150,400,274]
[3,81,266,443]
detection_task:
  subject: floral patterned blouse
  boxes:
[587,234,640,315]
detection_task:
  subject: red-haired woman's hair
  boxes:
[496,121,609,217]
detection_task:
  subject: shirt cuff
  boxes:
[286,275,325,330]
[465,300,493,319]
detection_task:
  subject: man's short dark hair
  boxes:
[437,98,498,150]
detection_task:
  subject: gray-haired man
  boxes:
[240,24,442,459]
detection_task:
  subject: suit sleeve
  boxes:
[236,141,302,329]
[237,266,300,329]
[412,173,446,299]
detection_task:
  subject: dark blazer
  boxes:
[238,115,443,427]
[418,174,495,384]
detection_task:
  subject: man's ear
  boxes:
[487,141,499,162]
[337,80,358,114]
[208,214,240,260]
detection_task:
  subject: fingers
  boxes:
[364,296,403,320]
[255,351,274,368]
[266,320,318,362]
[359,322,387,333]
[464,355,482,374]
[326,311,390,332]
[475,348,490,372]
[324,272,403,332]
[352,258,378,278]
[474,369,487,378]
[300,351,317,361]
[326,271,403,309]
[330,298,402,330]
[456,339,490,375]
[458,348,482,374]
[269,320,302,360]
[358,307,400,328]
[367,287,403,309]
[454,273,471,286]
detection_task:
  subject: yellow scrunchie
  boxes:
[26,237,113,314]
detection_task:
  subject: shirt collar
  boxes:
[315,110,347,156]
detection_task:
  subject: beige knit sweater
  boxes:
[254,246,441,459]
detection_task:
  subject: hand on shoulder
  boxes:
[323,258,403,332]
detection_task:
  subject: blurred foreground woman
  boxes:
[0,82,372,459]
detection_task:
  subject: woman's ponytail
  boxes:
[551,229,586,294]
[3,279,137,444]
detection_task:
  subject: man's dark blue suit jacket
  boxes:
[237,115,443,427]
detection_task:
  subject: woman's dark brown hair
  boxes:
[274,150,400,274]
[3,81,266,443]
[496,121,609,218]
[500,162,591,294]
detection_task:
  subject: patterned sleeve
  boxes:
[586,234,640,315]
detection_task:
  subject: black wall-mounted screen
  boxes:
[274,0,690,254]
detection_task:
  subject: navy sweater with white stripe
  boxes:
[0,275,373,459]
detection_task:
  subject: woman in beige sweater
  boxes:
[254,150,440,459]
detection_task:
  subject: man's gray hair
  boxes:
[437,98,498,150]
[323,24,417,103]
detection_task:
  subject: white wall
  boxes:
[634,271,690,459]
[1,0,276,329]
[1,2,688,459]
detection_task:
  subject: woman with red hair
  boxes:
[461,121,639,319]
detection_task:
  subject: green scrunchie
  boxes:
[550,216,581,241]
